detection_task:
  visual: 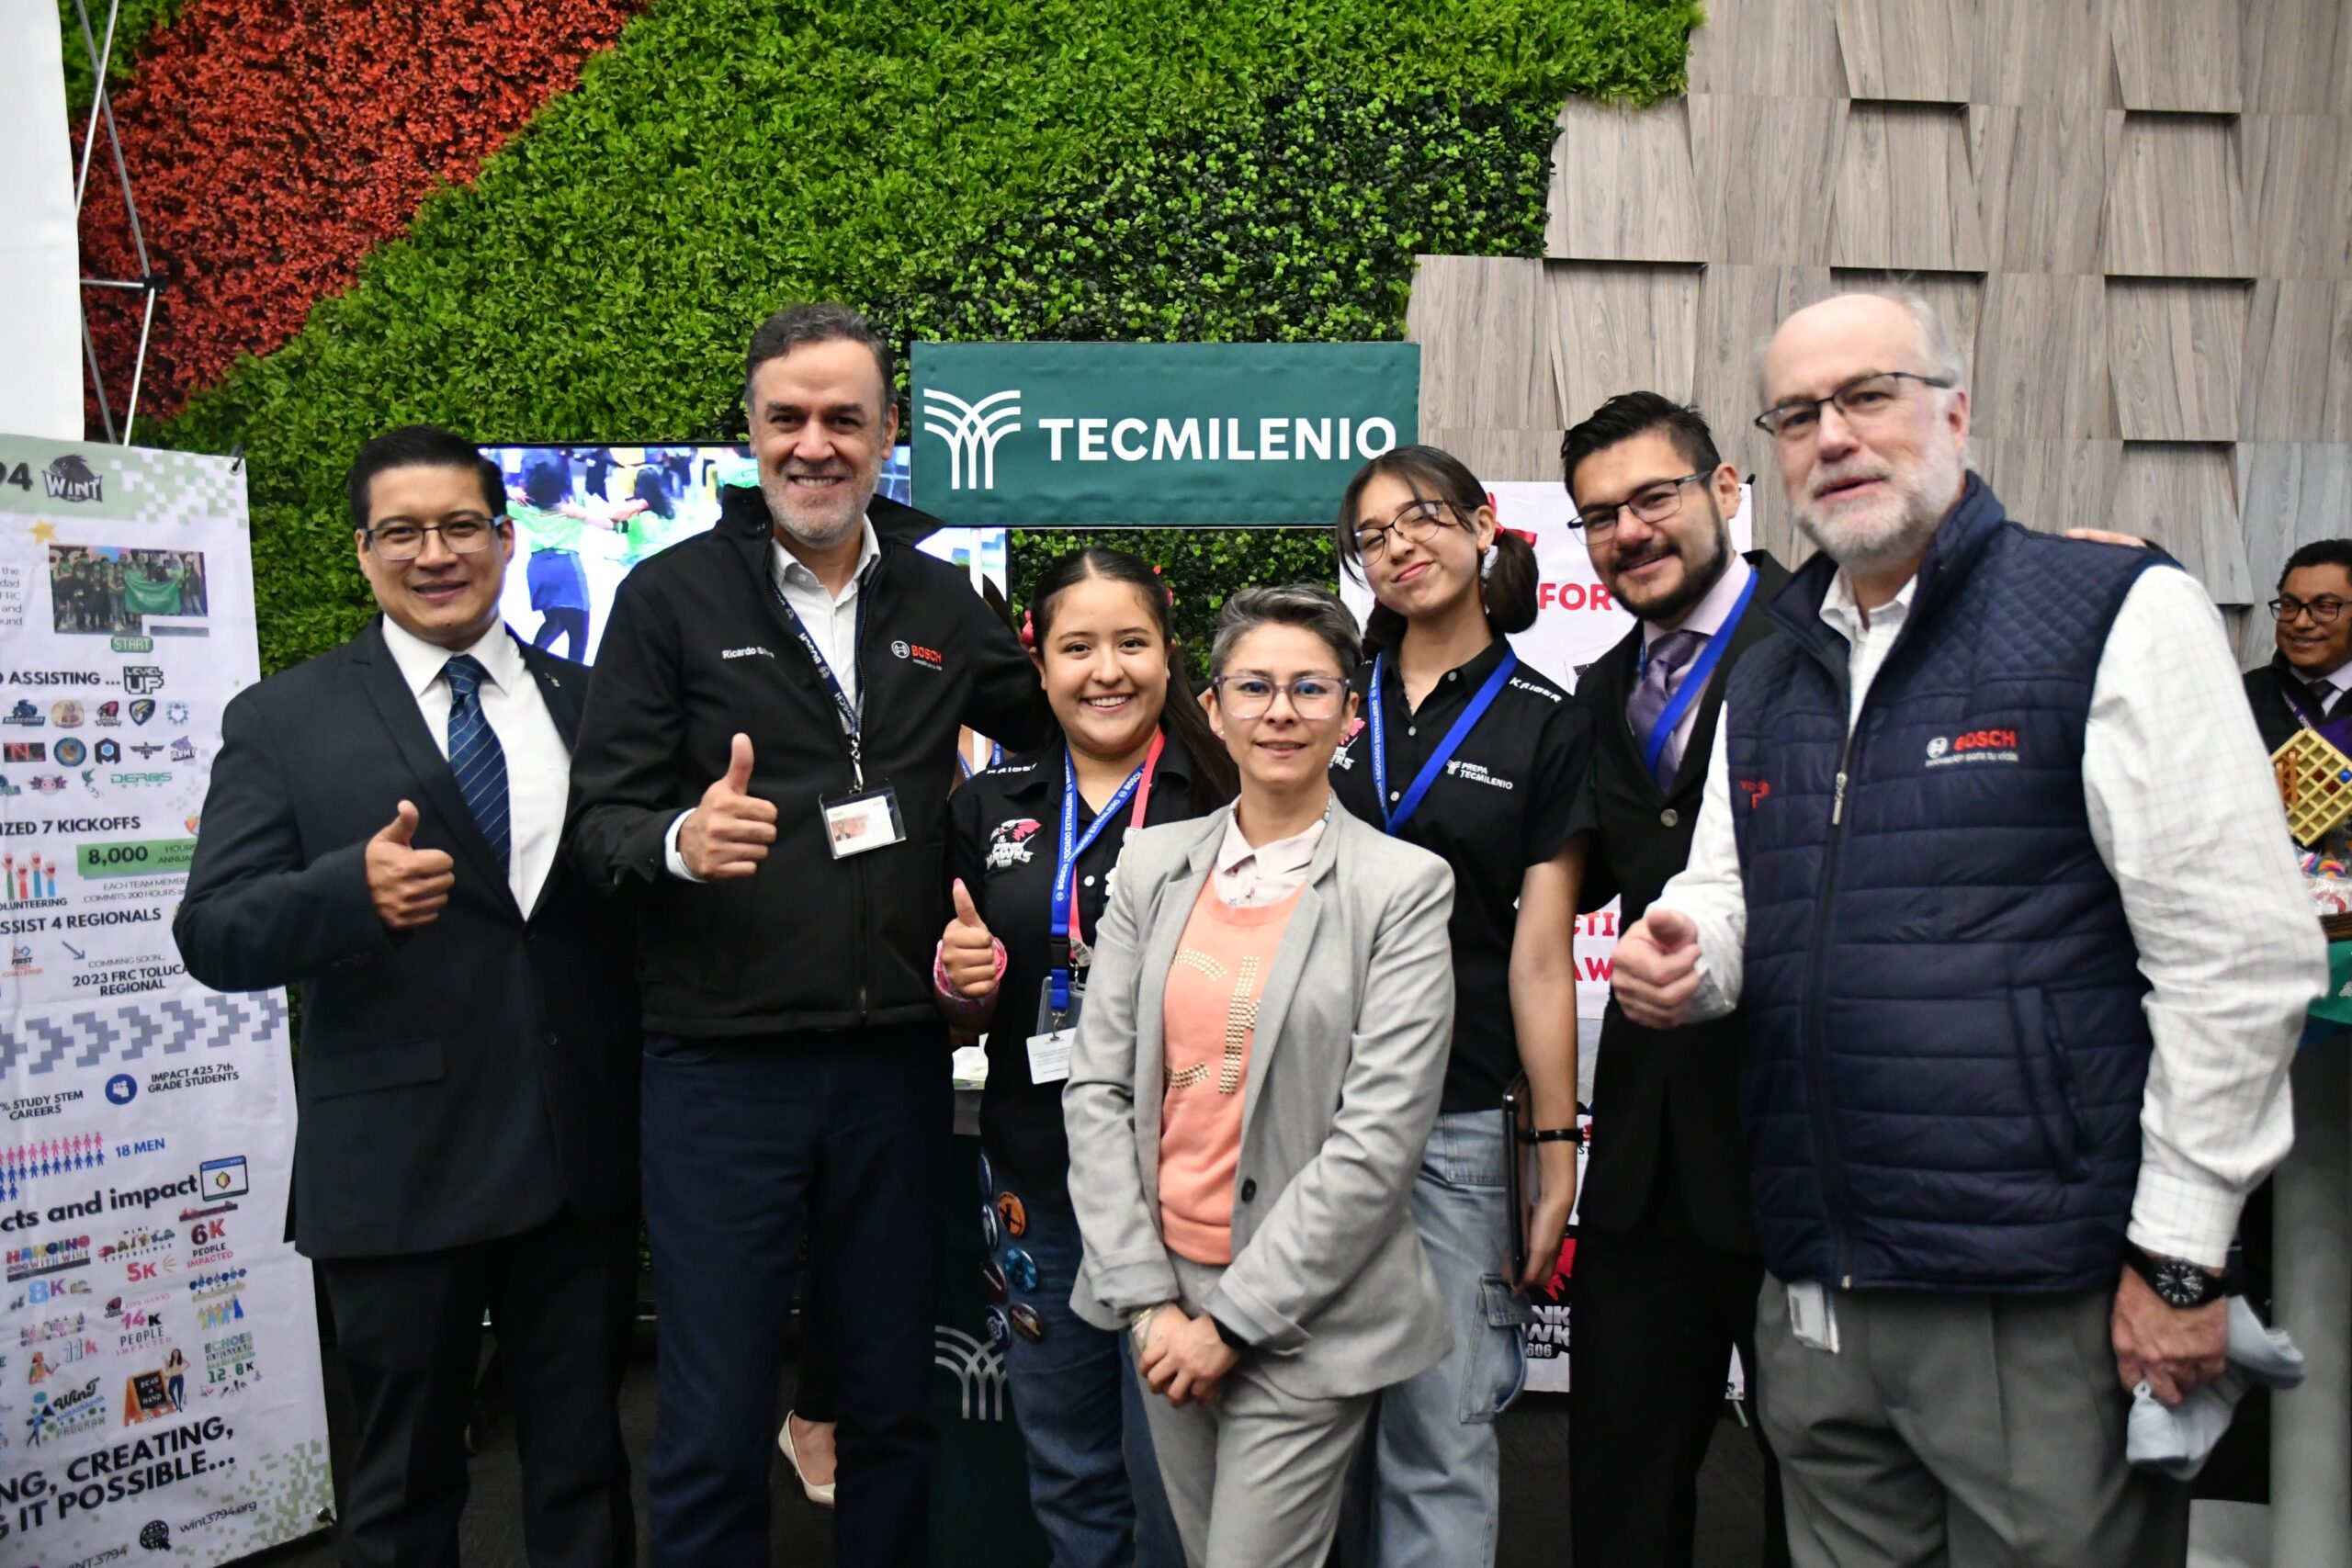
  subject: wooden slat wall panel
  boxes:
[1422,428,1566,485]
[1827,269,1986,365]
[1973,274,2115,438]
[2238,115,2352,280]
[1828,104,1989,269]
[1968,439,2122,530]
[1973,0,2117,106]
[1835,0,1974,102]
[2241,0,2352,115]
[2239,280,2352,441]
[2103,113,2249,277]
[2114,441,2254,603]
[1689,0,1847,96]
[1407,257,1557,430]
[1544,264,1703,429]
[1970,105,2119,273]
[2236,442,2352,660]
[1688,96,1849,265]
[2107,279,2249,440]
[1546,101,1707,264]
[1690,264,1834,437]
[2111,0,2242,111]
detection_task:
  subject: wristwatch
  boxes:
[2122,1243,2228,1309]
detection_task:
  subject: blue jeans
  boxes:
[985,1165,1183,1568]
[1347,1110,1526,1567]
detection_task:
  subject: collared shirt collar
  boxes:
[1374,632,1509,699]
[1819,567,1917,645]
[1643,549,1753,649]
[380,615,526,699]
[997,733,1197,802]
[771,518,880,602]
[2301,655,2352,693]
[1216,805,1327,879]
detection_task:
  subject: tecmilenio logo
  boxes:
[920,388,1023,491]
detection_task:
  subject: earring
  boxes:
[1479,545,1498,581]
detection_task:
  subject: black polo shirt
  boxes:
[945,732,1216,1201]
[1330,638,1595,1114]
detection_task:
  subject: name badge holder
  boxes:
[772,570,907,860]
[1029,736,1162,1082]
[1368,649,1521,834]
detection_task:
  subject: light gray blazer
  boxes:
[1063,801,1457,1402]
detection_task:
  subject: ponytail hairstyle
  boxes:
[1026,547,1239,810]
[1332,444,1538,657]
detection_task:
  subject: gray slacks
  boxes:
[1756,1275,2189,1568]
[1137,1253,1374,1568]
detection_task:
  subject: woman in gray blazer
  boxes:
[1065,583,1458,1568]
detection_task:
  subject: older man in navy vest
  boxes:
[1611,291,2324,1568]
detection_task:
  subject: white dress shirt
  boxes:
[1642,550,1754,773]
[1653,561,2324,1270]
[664,520,881,881]
[1212,806,1328,908]
[379,616,570,913]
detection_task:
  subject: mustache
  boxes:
[1613,540,1679,572]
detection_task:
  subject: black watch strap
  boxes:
[2124,1243,2228,1309]
[1530,1126,1583,1145]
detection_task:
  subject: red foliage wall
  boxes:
[77,0,639,430]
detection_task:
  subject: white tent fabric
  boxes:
[0,5,84,440]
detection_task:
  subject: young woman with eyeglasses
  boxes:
[1326,445,1595,1568]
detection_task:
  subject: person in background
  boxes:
[507,457,616,659]
[2245,539,2352,755]
[175,423,639,1568]
[566,302,1048,1568]
[932,546,1233,1566]
[1324,446,1590,1567]
[1611,290,2323,1568]
[1559,391,1792,1568]
[1065,584,1456,1568]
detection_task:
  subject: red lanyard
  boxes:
[1066,731,1162,954]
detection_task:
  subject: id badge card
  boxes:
[1026,978,1082,1086]
[1786,1280,1840,1354]
[820,783,905,859]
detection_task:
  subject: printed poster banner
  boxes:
[0,435,333,1562]
[910,342,1419,527]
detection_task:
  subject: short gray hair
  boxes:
[1755,288,1971,400]
[1209,583,1363,676]
[744,302,894,410]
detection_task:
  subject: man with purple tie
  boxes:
[2245,539,2352,757]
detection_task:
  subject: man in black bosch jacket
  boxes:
[568,302,1048,1568]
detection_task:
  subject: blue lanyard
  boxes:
[957,741,1006,780]
[1634,569,1757,781]
[771,572,868,784]
[1368,648,1519,834]
[1049,734,1161,1013]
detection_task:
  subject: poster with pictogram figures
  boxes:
[0,434,332,1562]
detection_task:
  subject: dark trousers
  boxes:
[316,1208,636,1568]
[1568,1217,1789,1568]
[640,1025,949,1568]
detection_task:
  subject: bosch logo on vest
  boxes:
[1535,581,1615,612]
[891,640,944,670]
[1924,728,2021,768]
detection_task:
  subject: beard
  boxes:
[760,459,880,553]
[1614,509,1731,625]
[1792,441,1964,575]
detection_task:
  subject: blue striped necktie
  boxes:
[443,655,511,872]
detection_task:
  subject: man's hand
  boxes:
[1138,1310,1239,1407]
[365,800,455,931]
[941,879,1001,998]
[1518,1141,1578,1292]
[1612,908,1702,1030]
[2112,1265,2228,1405]
[2064,528,2152,549]
[679,733,778,880]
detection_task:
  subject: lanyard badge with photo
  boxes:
[1030,734,1162,1084]
[775,574,905,859]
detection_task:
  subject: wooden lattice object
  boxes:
[2273,729,2352,846]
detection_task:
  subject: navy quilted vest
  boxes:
[1724,476,2165,1293]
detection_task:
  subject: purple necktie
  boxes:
[1628,629,1705,790]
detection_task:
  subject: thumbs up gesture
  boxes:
[940,878,1002,998]
[680,733,779,881]
[1611,907,1703,1030]
[365,799,456,930]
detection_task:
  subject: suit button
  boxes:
[1659,808,1679,828]
[1239,1179,1257,1202]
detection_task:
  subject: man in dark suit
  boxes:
[2245,538,2352,755]
[1561,393,1790,1568]
[175,424,638,1568]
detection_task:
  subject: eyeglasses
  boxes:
[1572,472,1706,539]
[1753,371,1953,442]
[1352,500,1456,558]
[2271,594,2349,625]
[367,514,503,562]
[1210,673,1348,721]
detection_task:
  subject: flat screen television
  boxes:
[479,443,1007,666]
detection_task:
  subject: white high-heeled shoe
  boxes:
[777,1412,837,1507]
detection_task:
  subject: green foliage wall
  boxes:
[149,0,1699,671]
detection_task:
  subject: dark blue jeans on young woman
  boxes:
[984,1162,1183,1568]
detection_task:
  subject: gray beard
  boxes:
[760,474,873,554]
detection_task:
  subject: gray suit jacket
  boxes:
[1064,802,1457,1401]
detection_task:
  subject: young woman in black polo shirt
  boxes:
[933,547,1235,1567]
[1328,446,1594,1566]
